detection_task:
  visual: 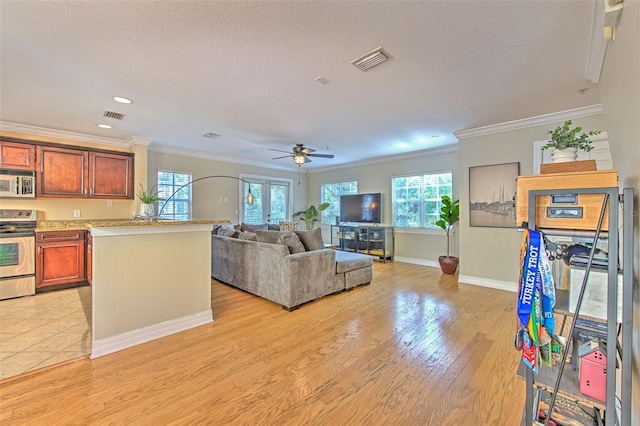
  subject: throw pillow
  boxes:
[219,228,241,238]
[295,228,325,251]
[276,231,306,254]
[267,224,280,231]
[255,230,282,244]
[238,232,257,241]
[279,221,300,231]
[241,222,268,232]
[212,224,234,235]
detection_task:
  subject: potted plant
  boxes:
[293,202,330,231]
[542,120,601,163]
[136,184,159,218]
[435,195,460,274]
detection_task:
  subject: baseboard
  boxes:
[458,274,517,293]
[393,256,440,268]
[91,310,213,359]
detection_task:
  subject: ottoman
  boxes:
[335,250,373,290]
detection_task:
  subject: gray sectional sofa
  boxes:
[211,229,373,311]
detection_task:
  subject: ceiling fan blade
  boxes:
[307,153,334,158]
[304,157,312,163]
[269,148,294,154]
[301,147,316,154]
[272,155,294,160]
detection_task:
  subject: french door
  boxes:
[240,174,292,225]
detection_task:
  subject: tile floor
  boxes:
[0,286,91,380]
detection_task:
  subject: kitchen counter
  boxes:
[36,218,230,232]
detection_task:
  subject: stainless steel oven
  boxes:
[0,209,37,300]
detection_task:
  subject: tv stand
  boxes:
[331,225,394,262]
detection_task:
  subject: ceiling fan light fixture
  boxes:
[293,154,306,166]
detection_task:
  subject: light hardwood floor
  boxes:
[0,262,525,425]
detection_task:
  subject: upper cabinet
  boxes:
[0,141,36,170]
[89,151,134,199]
[37,146,89,197]
[33,143,134,199]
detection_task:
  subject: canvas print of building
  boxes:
[469,162,519,228]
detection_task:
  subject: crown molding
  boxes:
[585,0,608,83]
[147,144,296,172]
[453,104,604,140]
[126,136,153,147]
[308,144,459,174]
[0,121,130,147]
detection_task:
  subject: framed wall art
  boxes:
[469,162,519,228]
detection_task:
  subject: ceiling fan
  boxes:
[270,143,334,167]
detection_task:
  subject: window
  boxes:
[391,172,452,229]
[321,181,358,224]
[240,174,292,225]
[157,170,192,220]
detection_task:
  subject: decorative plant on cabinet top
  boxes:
[542,120,601,163]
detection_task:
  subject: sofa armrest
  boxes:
[283,249,338,307]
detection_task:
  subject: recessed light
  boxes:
[98,124,112,129]
[113,96,133,104]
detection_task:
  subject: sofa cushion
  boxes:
[256,230,305,254]
[277,231,306,254]
[238,231,257,241]
[241,222,268,232]
[295,228,324,251]
[335,250,373,273]
[219,228,241,238]
[255,230,282,244]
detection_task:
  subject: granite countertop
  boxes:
[36,219,231,232]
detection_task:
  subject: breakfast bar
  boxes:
[66,220,228,359]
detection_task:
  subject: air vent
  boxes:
[103,111,125,120]
[351,47,390,72]
[203,133,220,139]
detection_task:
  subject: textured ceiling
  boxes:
[0,1,601,170]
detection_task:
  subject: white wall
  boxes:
[309,148,459,264]
[598,0,640,417]
[456,115,606,286]
[147,150,307,223]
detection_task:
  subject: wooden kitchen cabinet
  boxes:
[36,145,134,199]
[0,141,36,170]
[89,151,134,199]
[36,230,86,290]
[36,146,89,197]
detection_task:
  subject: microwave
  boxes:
[0,170,35,198]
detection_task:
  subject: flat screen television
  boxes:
[339,193,381,224]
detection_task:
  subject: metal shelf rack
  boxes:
[520,187,633,426]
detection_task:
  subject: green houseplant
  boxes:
[136,184,159,217]
[542,120,601,162]
[293,202,330,231]
[435,195,460,274]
